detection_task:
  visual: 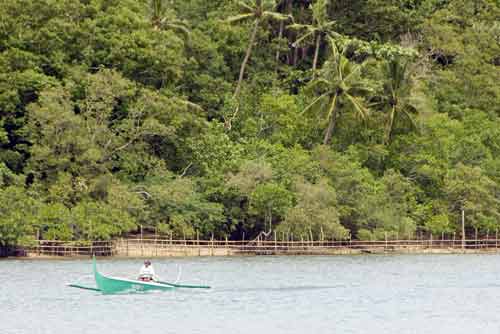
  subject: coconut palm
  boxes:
[381,58,418,144]
[288,0,338,76]
[228,0,291,100]
[275,0,292,62]
[303,42,372,145]
[150,0,190,36]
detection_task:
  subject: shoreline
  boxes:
[6,246,500,259]
[5,238,500,259]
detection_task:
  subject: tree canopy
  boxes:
[0,0,499,246]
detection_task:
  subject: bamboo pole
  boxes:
[140,225,143,257]
[274,230,277,252]
[461,208,465,249]
[475,228,478,249]
[211,233,214,256]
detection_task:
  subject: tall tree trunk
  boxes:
[234,19,260,99]
[293,43,299,66]
[299,3,306,61]
[285,0,293,65]
[312,34,321,76]
[385,105,396,144]
[276,20,284,62]
[323,94,338,145]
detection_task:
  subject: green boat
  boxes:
[69,257,210,294]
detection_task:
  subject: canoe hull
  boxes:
[93,258,175,294]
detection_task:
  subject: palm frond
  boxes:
[262,11,291,22]
[326,93,338,118]
[345,93,369,119]
[326,35,340,60]
[307,78,330,90]
[302,93,330,114]
[321,20,337,30]
[226,13,255,23]
[292,30,317,47]
[342,62,362,83]
[163,22,191,37]
[401,105,418,129]
[287,23,312,31]
[237,1,255,13]
[173,98,205,112]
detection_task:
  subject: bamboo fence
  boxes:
[18,237,500,257]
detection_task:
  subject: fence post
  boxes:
[140,225,143,257]
[475,228,478,249]
[308,228,312,248]
[274,230,277,252]
[211,233,214,256]
[461,208,465,250]
[242,232,245,253]
[496,229,498,250]
[384,232,388,251]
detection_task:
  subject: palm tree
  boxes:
[275,0,292,62]
[303,42,372,145]
[381,58,418,144]
[150,0,190,36]
[288,0,338,76]
[228,0,291,100]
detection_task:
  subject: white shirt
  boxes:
[139,264,157,280]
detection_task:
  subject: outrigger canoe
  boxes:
[69,256,210,294]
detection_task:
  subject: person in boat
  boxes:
[138,260,158,282]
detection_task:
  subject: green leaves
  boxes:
[380,58,420,144]
[142,176,225,238]
[0,187,38,246]
[72,201,136,241]
[0,0,498,245]
[278,178,348,240]
[445,163,500,232]
[304,44,373,144]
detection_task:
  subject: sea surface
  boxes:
[1,254,499,334]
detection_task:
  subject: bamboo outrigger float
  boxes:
[69,256,210,294]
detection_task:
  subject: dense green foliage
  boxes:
[0,0,499,246]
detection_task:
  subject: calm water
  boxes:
[1,255,499,334]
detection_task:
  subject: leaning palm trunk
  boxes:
[312,34,321,77]
[234,19,260,99]
[323,94,338,145]
[385,105,397,144]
